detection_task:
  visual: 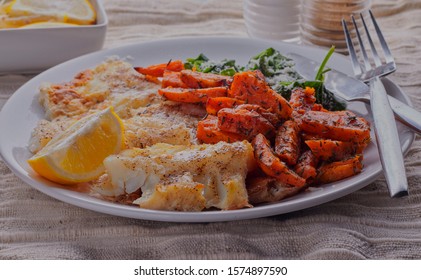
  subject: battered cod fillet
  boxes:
[92,141,255,211]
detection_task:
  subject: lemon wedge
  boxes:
[6,0,96,25]
[19,21,79,28]
[28,107,125,185]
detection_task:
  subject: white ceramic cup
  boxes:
[243,0,300,42]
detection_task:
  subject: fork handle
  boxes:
[370,76,408,197]
[388,95,421,134]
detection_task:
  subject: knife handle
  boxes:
[370,77,408,197]
[388,95,421,134]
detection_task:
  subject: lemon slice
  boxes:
[28,107,125,185]
[19,21,79,28]
[7,0,96,25]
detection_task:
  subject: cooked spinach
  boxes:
[245,46,345,111]
[184,46,345,111]
[184,54,241,76]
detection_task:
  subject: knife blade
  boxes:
[288,52,421,135]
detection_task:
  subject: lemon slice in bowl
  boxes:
[28,107,125,185]
[6,0,96,25]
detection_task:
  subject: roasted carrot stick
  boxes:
[294,150,318,180]
[300,110,371,144]
[197,115,244,144]
[228,70,292,119]
[316,155,363,184]
[205,97,244,115]
[158,87,227,104]
[252,134,306,187]
[134,60,184,77]
[274,120,301,166]
[180,70,232,88]
[217,107,275,140]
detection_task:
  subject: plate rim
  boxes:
[0,36,415,222]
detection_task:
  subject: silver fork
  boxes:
[342,10,408,197]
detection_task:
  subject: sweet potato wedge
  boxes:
[300,110,371,144]
[252,134,306,187]
[316,155,363,184]
[274,120,301,166]
[180,70,232,88]
[134,60,184,77]
[218,107,275,140]
[228,70,292,119]
[305,139,363,162]
[161,70,189,88]
[158,87,227,104]
[294,150,318,180]
[246,176,306,204]
[197,115,244,144]
[289,86,317,113]
[236,104,281,127]
[205,97,244,115]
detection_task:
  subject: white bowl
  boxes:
[0,0,108,74]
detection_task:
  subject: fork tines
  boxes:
[342,10,396,82]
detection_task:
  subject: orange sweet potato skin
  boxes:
[158,87,227,104]
[305,139,363,162]
[274,120,301,166]
[290,87,317,112]
[300,110,371,144]
[316,156,363,184]
[227,71,292,120]
[206,97,244,115]
[252,134,306,187]
[217,108,275,140]
[294,150,318,180]
[134,60,184,77]
[180,70,232,88]
[246,176,306,204]
[161,71,188,88]
[236,104,281,127]
[197,115,243,144]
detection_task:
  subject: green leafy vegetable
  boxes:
[245,46,345,110]
[184,54,241,76]
[245,47,303,100]
[314,46,335,81]
[184,46,345,110]
[310,46,346,111]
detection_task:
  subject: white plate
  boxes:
[0,37,415,222]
